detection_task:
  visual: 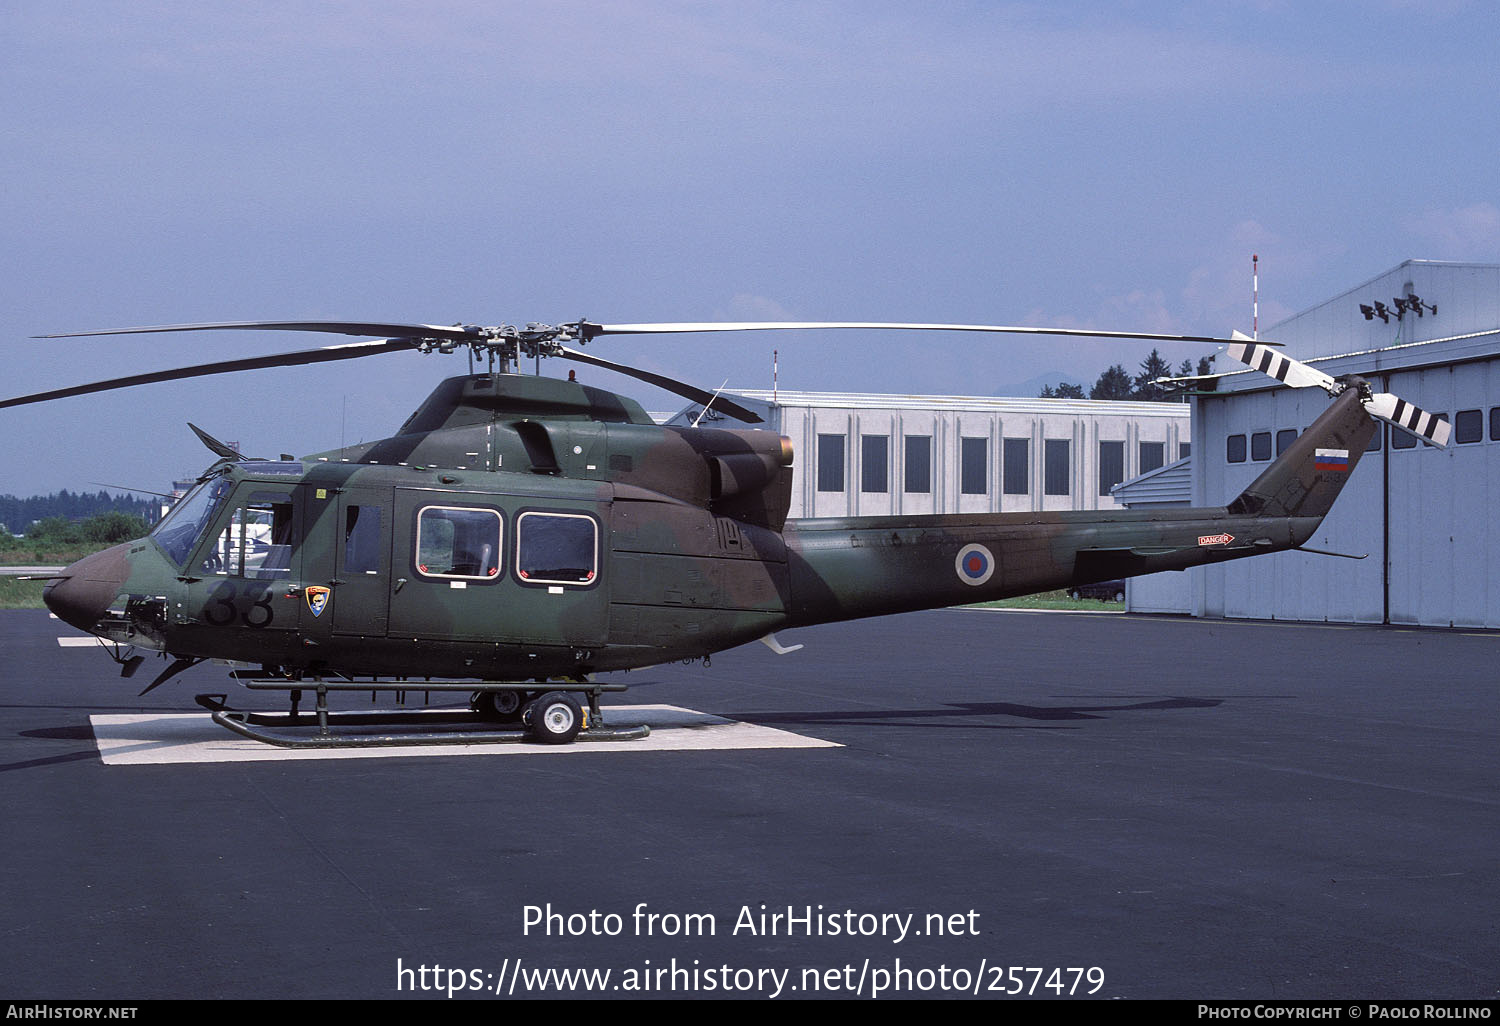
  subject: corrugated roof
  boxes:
[1112,455,1193,506]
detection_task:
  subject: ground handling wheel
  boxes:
[522,691,583,744]
[470,688,528,723]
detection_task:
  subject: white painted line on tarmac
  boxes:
[89,704,841,765]
[57,637,101,647]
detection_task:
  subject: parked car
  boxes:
[1070,580,1126,602]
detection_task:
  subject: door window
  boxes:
[207,491,296,578]
[343,505,383,574]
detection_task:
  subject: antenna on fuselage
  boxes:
[692,380,731,427]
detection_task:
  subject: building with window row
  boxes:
[711,390,1191,520]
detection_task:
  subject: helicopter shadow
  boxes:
[722,696,1224,732]
[1,723,102,773]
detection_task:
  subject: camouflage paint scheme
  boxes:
[44,373,1376,684]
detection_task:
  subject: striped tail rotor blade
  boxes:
[1365,393,1452,446]
[1226,331,1337,393]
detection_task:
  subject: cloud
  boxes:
[1013,219,1342,348]
[713,293,800,321]
[1177,220,1351,331]
[1404,203,1500,260]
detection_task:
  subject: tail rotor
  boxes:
[1226,331,1451,447]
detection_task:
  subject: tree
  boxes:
[0,489,155,531]
[1090,364,1134,400]
[80,511,149,544]
[1055,382,1085,399]
[1132,348,1174,402]
[25,516,78,546]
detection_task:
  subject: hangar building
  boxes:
[685,390,1191,520]
[1144,260,1500,628]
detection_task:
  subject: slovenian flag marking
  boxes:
[1314,448,1349,472]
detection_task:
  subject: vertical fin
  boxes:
[1227,387,1376,519]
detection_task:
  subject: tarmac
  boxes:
[1,606,1495,1000]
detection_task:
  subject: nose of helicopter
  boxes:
[44,543,133,633]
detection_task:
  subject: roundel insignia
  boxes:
[955,543,995,587]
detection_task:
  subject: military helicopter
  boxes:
[5,318,1450,746]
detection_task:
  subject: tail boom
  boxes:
[781,387,1374,627]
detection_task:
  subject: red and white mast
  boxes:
[1252,253,1259,340]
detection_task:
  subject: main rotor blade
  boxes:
[582,321,1274,347]
[34,320,483,342]
[0,338,421,410]
[555,346,764,424]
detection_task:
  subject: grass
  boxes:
[0,577,50,609]
[0,543,94,609]
[965,589,1126,611]
[0,546,95,566]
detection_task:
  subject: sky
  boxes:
[3,1,1498,497]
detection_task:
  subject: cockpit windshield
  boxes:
[150,476,234,568]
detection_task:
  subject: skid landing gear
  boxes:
[194,678,649,749]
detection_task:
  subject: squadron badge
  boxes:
[305,585,331,618]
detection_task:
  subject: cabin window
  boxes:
[1003,438,1029,494]
[1226,435,1246,463]
[1491,407,1500,441]
[1044,439,1070,496]
[1454,409,1482,444]
[816,434,845,492]
[209,491,296,578]
[416,506,501,580]
[516,512,598,586]
[343,505,382,575]
[904,435,931,493]
[1099,441,1124,495]
[861,434,889,493]
[960,437,987,494]
[1251,432,1272,461]
[1139,441,1165,475]
[1276,429,1298,456]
